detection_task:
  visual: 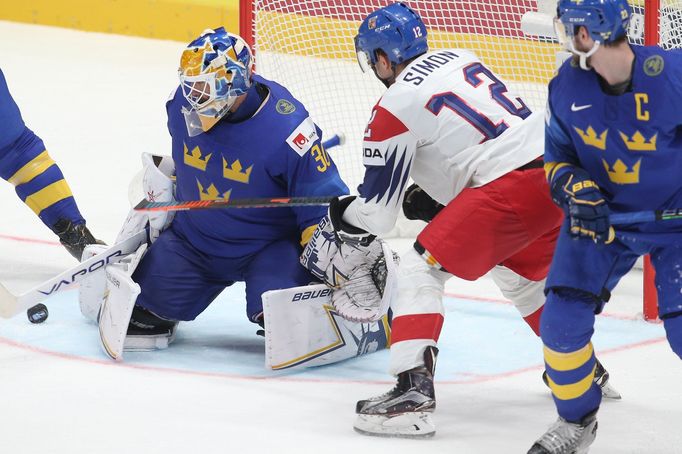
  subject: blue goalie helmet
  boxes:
[354,2,428,73]
[555,0,631,69]
[178,27,253,136]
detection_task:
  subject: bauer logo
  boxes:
[286,117,319,156]
[276,99,296,114]
[291,288,333,302]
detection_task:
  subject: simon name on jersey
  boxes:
[401,50,460,86]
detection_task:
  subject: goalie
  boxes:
[301,2,618,439]
[78,27,384,364]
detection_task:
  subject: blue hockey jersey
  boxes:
[545,46,682,234]
[166,74,348,258]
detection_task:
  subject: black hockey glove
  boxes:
[402,183,445,223]
[52,218,105,260]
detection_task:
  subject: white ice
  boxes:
[1,21,681,454]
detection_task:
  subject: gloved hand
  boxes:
[300,196,397,322]
[52,219,105,260]
[550,167,614,244]
[402,183,444,222]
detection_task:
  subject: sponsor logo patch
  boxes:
[362,144,387,166]
[286,117,319,156]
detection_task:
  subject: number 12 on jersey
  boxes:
[426,62,531,142]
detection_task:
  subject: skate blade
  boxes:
[353,412,435,439]
[600,381,622,400]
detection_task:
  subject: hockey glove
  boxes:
[550,167,614,244]
[300,196,397,322]
[402,183,445,223]
[52,219,105,261]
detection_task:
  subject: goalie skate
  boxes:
[527,411,598,454]
[354,346,437,439]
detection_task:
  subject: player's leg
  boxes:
[650,244,682,359]
[243,237,316,327]
[129,226,231,346]
[353,245,446,438]
[529,226,638,453]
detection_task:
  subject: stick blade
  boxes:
[0,282,19,319]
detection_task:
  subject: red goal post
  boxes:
[239,0,680,321]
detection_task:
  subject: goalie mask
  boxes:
[179,27,253,136]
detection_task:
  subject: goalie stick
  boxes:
[0,230,147,319]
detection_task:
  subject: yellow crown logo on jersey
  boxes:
[197,180,232,201]
[619,131,657,151]
[184,144,212,171]
[574,126,608,150]
[223,157,253,184]
[602,158,641,185]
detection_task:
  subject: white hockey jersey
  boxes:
[342,49,544,235]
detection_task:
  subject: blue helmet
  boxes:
[556,0,631,44]
[354,2,428,72]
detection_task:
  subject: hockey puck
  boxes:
[27,304,49,324]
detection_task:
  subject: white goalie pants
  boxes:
[388,247,546,376]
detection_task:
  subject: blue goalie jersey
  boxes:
[166,74,348,258]
[545,46,682,235]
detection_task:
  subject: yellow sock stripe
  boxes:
[7,150,56,186]
[543,343,594,371]
[545,365,597,400]
[299,224,318,246]
[23,179,73,215]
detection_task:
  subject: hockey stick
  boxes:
[610,209,682,225]
[135,133,346,213]
[135,196,336,212]
[0,230,147,319]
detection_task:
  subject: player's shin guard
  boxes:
[541,289,601,423]
[388,247,448,376]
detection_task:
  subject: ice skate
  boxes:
[354,346,437,438]
[543,358,621,399]
[527,411,598,454]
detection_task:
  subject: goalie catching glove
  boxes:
[300,196,398,323]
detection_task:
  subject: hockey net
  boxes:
[241,0,682,320]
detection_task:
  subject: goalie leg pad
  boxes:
[98,243,147,361]
[262,283,390,370]
[78,243,111,323]
[389,246,450,376]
